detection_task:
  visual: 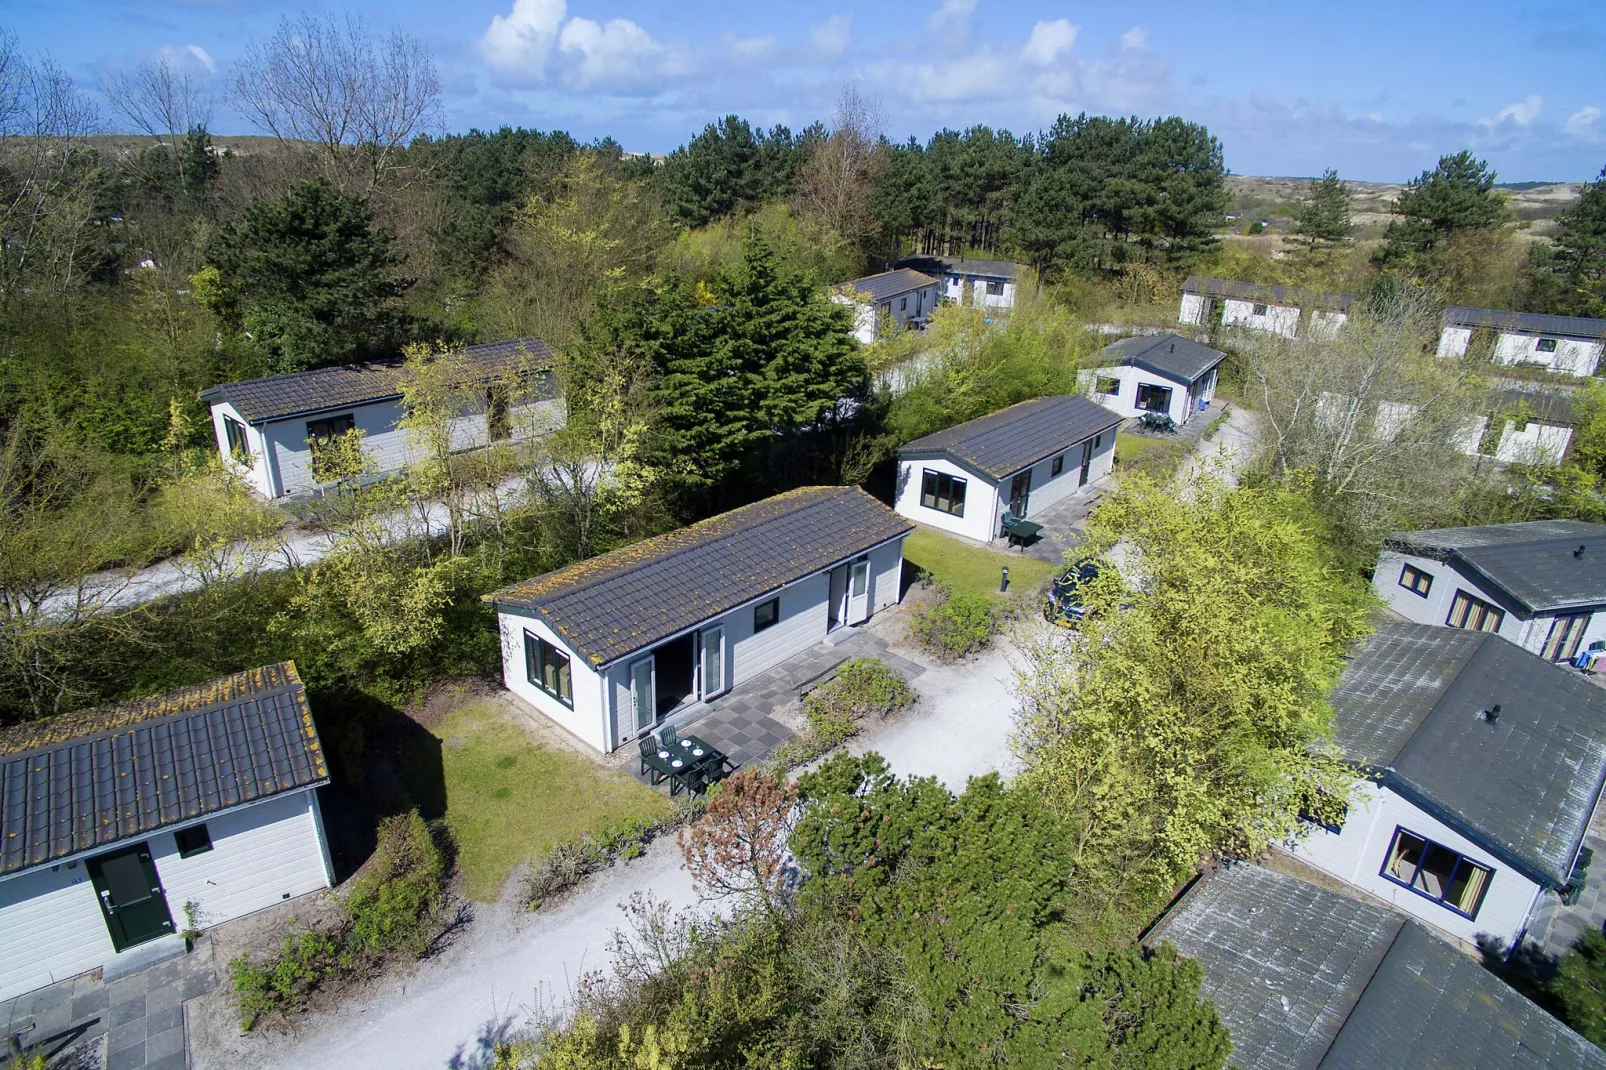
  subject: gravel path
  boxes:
[1179,404,1260,487]
[190,634,1027,1070]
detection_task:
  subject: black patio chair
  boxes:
[659,724,679,747]
[637,735,663,785]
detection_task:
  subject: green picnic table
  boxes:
[1000,513,1043,550]
[640,732,730,795]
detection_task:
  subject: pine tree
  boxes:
[1289,168,1351,259]
[1377,151,1507,271]
[1545,165,1606,317]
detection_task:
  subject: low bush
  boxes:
[229,808,450,1030]
[909,588,997,660]
[525,799,706,910]
[802,658,916,747]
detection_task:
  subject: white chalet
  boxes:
[895,396,1122,544]
[832,269,940,344]
[1081,333,1225,427]
[0,663,334,1001]
[1438,306,1606,376]
[486,487,911,753]
[1293,620,1606,951]
[200,338,561,499]
[1178,276,1355,339]
[895,255,1028,311]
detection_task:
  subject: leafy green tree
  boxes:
[870,136,936,257]
[179,127,221,205]
[1377,151,1507,272]
[1554,928,1606,1046]
[204,178,411,372]
[1016,473,1374,900]
[1289,168,1351,260]
[659,115,801,229]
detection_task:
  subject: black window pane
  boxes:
[101,852,152,905]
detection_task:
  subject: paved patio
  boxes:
[986,482,1108,563]
[627,629,926,787]
[1525,794,1606,963]
[0,938,215,1070]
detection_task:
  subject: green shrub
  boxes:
[525,798,706,910]
[229,927,351,1030]
[910,589,997,660]
[802,658,916,748]
[344,810,446,958]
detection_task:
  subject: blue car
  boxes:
[1044,560,1101,628]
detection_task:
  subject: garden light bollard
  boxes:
[1000,565,1009,593]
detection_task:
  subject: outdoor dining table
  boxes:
[648,733,722,795]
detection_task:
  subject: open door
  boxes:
[848,559,872,625]
[700,626,726,700]
[87,842,174,952]
[630,656,656,733]
[828,565,849,631]
[1010,470,1032,517]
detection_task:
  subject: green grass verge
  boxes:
[437,701,667,901]
[1114,432,1190,481]
[904,527,1057,599]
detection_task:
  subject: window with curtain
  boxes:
[1446,589,1504,632]
[1136,383,1172,412]
[1381,827,1492,918]
[224,416,251,463]
[1397,563,1433,597]
[524,630,573,707]
[920,469,966,516]
[1542,614,1591,662]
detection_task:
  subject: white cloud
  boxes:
[1022,20,1078,67]
[559,16,663,88]
[810,14,853,57]
[185,45,215,73]
[1481,93,1543,128]
[726,34,775,60]
[1119,26,1148,51]
[929,0,978,36]
[480,0,566,81]
[1565,105,1601,139]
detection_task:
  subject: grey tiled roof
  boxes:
[1444,305,1606,339]
[840,268,938,303]
[1386,519,1606,613]
[896,255,1023,280]
[201,337,555,424]
[0,663,328,877]
[1150,864,1606,1069]
[1097,333,1227,385]
[1147,863,1404,1070]
[487,487,913,667]
[1321,921,1606,1069]
[1183,275,1356,311]
[1491,386,1576,426]
[1331,622,1606,885]
[898,396,1124,481]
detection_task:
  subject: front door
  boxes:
[1010,470,1032,517]
[630,656,656,732]
[1079,439,1094,487]
[86,843,174,952]
[700,626,726,700]
[848,559,872,625]
[828,565,849,631]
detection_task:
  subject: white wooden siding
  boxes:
[1493,333,1604,376]
[1293,780,1544,947]
[1438,325,1474,358]
[1017,431,1116,517]
[947,275,1014,310]
[498,611,609,751]
[209,399,275,498]
[0,788,332,1002]
[1080,365,1200,425]
[1178,292,1207,326]
[867,538,905,614]
[894,457,1003,543]
[1221,297,1300,338]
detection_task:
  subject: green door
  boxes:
[86,843,174,951]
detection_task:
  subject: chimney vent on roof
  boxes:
[1485,703,1502,726]
[1576,545,1586,558]
[1170,342,1175,352]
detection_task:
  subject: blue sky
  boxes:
[11,0,1606,181]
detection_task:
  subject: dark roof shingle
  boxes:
[1444,306,1606,339]
[898,396,1124,480]
[487,487,913,666]
[1149,864,1606,1069]
[1183,275,1357,311]
[895,255,1023,280]
[1331,621,1606,885]
[840,268,938,303]
[0,663,328,877]
[202,337,555,424]
[1097,333,1227,385]
[1387,519,1606,612]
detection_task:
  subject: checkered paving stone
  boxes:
[0,939,215,1070]
[628,630,922,791]
[1527,797,1606,962]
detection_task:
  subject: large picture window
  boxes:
[1537,338,1559,353]
[920,469,967,517]
[1381,827,1493,919]
[1446,589,1504,633]
[524,630,573,707]
[1136,383,1172,413]
[1398,563,1432,598]
[985,279,1004,296]
[1542,614,1591,662]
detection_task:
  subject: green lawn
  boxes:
[1114,432,1189,480]
[436,701,666,901]
[904,527,1057,599]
